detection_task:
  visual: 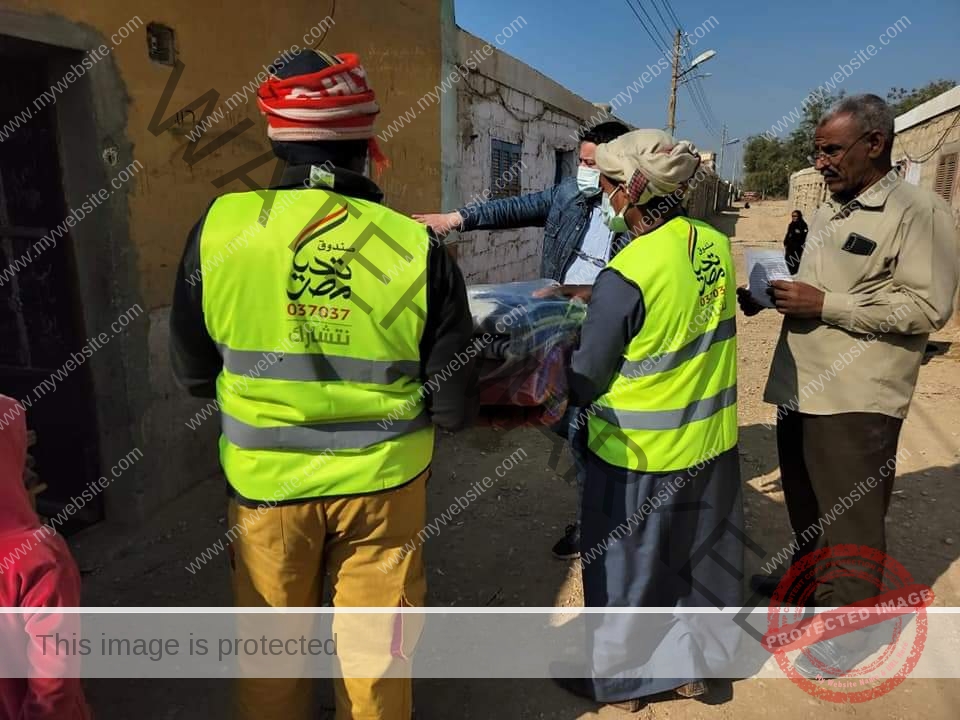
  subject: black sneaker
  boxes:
[552,524,580,560]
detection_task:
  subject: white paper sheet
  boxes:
[745,249,791,308]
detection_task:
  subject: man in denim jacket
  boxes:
[414,120,630,558]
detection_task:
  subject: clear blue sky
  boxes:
[454,0,959,177]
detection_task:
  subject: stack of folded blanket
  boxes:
[467,280,587,428]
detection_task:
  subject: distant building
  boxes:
[788,167,828,217]
[789,85,960,223]
[893,85,960,225]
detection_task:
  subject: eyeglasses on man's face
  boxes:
[807,130,874,166]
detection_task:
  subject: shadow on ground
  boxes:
[738,422,960,594]
[78,420,960,719]
[709,208,742,238]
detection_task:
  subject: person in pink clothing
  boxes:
[0,394,91,720]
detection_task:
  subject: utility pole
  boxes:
[718,123,727,180]
[730,147,740,196]
[666,29,681,136]
[714,124,727,213]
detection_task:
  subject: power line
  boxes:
[677,35,722,138]
[684,72,721,137]
[632,0,674,51]
[691,78,722,134]
[898,110,960,164]
[621,0,671,56]
[685,84,721,139]
[682,82,713,133]
[658,0,685,32]
[657,0,724,140]
[689,87,723,140]
[625,0,724,143]
[647,0,676,44]
[651,0,682,37]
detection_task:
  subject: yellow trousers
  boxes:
[229,470,427,720]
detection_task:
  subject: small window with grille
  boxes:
[491,139,523,199]
[934,152,957,203]
[147,23,176,66]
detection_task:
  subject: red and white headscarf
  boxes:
[257,52,388,172]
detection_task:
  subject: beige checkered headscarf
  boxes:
[594,129,700,205]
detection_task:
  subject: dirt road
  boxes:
[76,200,960,718]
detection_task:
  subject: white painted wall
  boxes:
[448,30,607,284]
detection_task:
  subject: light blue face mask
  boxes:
[601,188,629,233]
[576,166,601,197]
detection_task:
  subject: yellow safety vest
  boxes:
[587,215,738,472]
[200,186,434,502]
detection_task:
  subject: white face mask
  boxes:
[576,166,601,196]
[601,188,629,233]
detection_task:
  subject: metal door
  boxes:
[0,47,103,529]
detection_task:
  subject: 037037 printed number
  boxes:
[286,303,351,320]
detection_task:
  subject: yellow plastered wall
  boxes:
[7,0,444,310]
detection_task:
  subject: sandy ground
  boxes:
[73,200,960,719]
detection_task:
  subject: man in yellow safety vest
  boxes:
[169,49,477,720]
[552,129,743,711]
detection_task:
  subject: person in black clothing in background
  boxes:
[784,209,808,274]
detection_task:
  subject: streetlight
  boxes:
[687,50,717,73]
[718,127,740,180]
[715,125,740,212]
[668,41,717,134]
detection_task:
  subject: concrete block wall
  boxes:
[684,172,731,220]
[452,73,585,284]
[788,167,828,217]
[451,63,732,281]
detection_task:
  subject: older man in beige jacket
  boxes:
[739,94,960,679]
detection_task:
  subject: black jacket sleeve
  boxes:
[419,233,479,431]
[568,268,645,408]
[169,212,222,398]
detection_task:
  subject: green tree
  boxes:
[887,80,956,115]
[743,90,844,197]
[742,134,810,198]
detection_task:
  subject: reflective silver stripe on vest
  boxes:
[221,412,431,451]
[219,346,419,384]
[595,385,737,431]
[621,317,736,378]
